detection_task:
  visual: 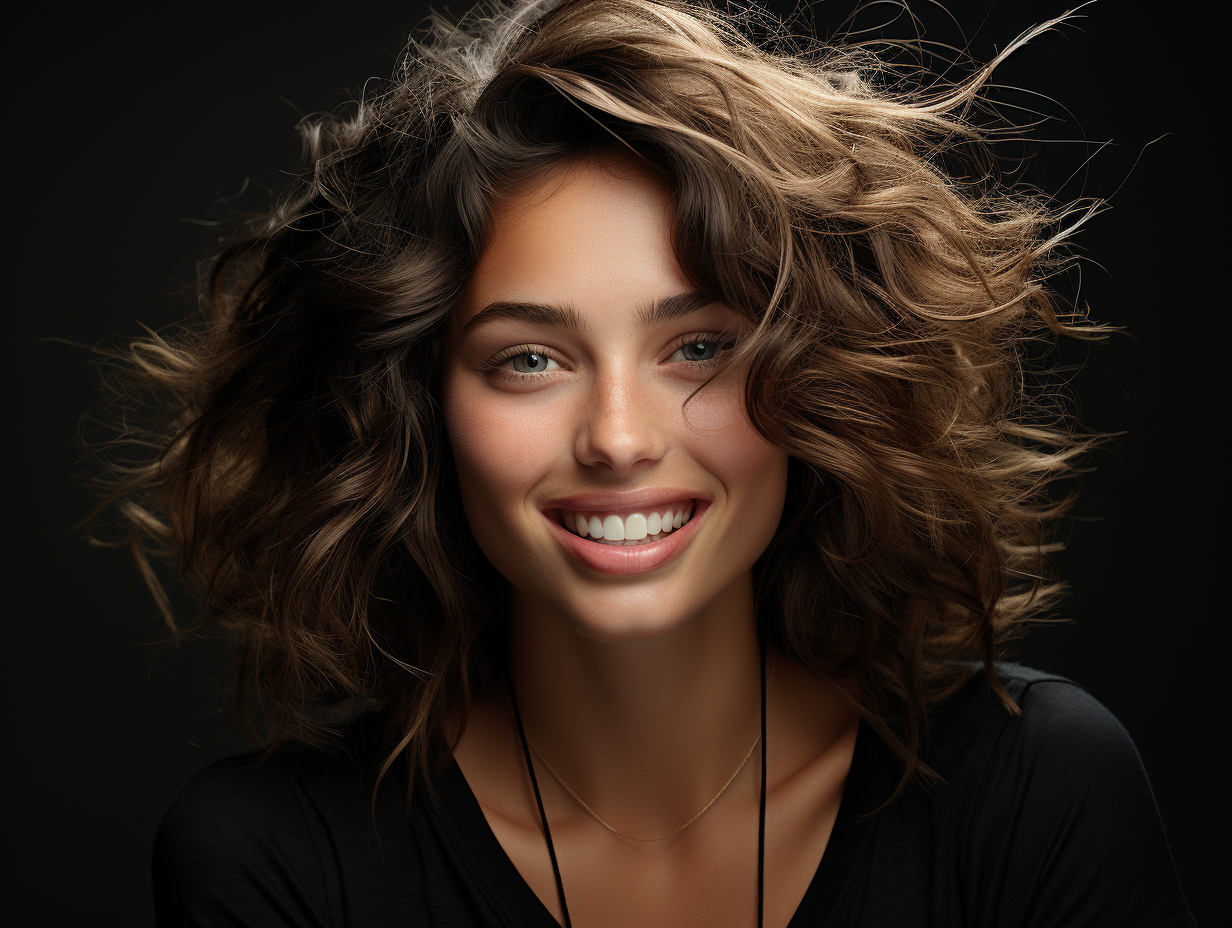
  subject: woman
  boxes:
[102,0,1192,924]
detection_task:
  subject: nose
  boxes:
[574,365,668,473]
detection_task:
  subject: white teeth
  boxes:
[602,515,625,541]
[625,513,648,540]
[562,503,695,544]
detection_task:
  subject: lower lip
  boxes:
[545,502,710,575]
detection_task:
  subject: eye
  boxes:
[508,351,559,374]
[668,335,736,364]
[485,345,564,376]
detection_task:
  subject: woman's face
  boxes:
[441,153,789,642]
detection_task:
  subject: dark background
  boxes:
[8,1,1219,925]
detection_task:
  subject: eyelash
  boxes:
[483,332,737,378]
[484,344,561,376]
[668,331,739,366]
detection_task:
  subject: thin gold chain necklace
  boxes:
[508,635,769,928]
[525,729,761,841]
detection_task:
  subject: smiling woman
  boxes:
[443,154,789,639]
[91,1,1193,926]
[441,158,806,922]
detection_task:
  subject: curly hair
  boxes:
[93,0,1105,803]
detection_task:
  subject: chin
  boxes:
[562,609,693,644]
[513,578,737,646]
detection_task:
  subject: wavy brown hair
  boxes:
[92,0,1106,803]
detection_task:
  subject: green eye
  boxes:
[510,352,556,373]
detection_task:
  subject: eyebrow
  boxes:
[459,290,717,337]
[638,290,717,327]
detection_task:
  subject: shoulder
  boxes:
[933,662,1142,779]
[159,748,302,821]
[152,740,368,927]
[154,749,318,860]
[925,663,1194,927]
[995,665,1147,782]
[931,662,1164,843]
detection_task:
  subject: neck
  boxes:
[505,571,763,836]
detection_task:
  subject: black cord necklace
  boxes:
[508,635,768,928]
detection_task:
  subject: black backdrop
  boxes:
[8,2,1219,925]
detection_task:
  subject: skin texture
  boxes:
[443,153,857,928]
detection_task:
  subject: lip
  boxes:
[544,497,711,575]
[541,487,709,513]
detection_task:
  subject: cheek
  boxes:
[681,373,785,483]
[442,373,557,512]
[680,375,789,559]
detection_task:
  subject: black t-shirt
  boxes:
[152,664,1194,926]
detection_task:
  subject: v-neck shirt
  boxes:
[152,663,1194,927]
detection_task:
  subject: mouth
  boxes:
[541,494,709,575]
[553,501,695,546]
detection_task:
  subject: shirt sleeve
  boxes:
[152,755,334,928]
[966,678,1194,928]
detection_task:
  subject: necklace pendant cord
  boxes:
[511,678,574,928]
[758,630,767,928]
[507,633,768,927]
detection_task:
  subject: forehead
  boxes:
[454,154,695,329]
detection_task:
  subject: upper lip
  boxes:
[541,487,711,512]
